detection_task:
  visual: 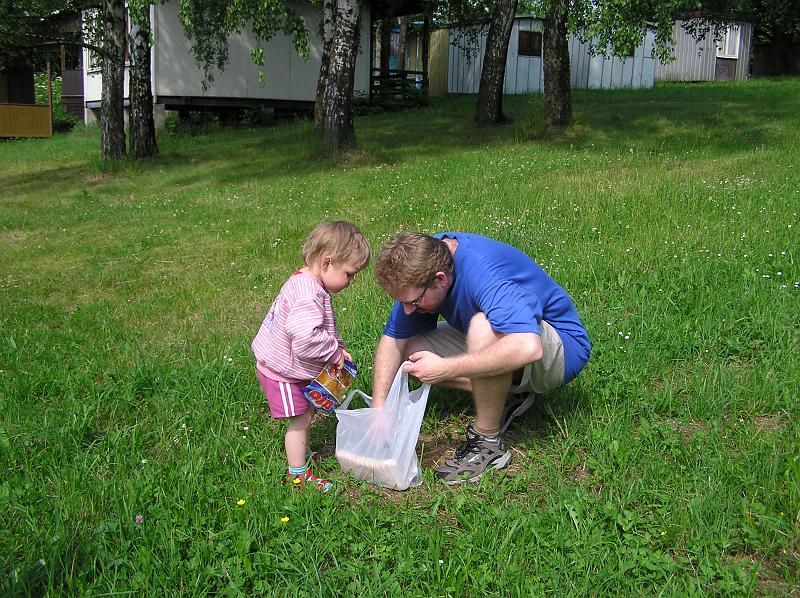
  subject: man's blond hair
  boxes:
[375,233,453,293]
[302,221,371,270]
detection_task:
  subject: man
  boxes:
[371,232,591,485]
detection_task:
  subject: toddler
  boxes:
[252,221,370,491]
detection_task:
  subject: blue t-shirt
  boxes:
[383,233,591,382]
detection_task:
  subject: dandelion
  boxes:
[135,515,143,525]
[280,516,290,523]
[236,499,246,507]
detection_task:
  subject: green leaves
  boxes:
[178,0,309,86]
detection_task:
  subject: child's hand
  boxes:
[342,349,353,364]
[334,351,345,368]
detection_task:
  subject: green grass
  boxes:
[1,78,798,596]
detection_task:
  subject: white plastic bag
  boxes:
[335,363,430,490]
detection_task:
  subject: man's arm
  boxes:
[371,334,409,408]
[405,332,542,385]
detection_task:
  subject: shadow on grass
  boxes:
[154,79,800,190]
[4,80,797,201]
[417,382,590,472]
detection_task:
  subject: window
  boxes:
[518,30,542,58]
[716,25,740,59]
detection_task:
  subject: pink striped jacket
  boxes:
[252,271,343,382]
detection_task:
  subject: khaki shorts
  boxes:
[417,321,565,394]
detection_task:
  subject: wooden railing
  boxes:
[370,68,428,98]
[0,104,52,138]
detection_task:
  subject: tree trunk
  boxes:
[543,0,572,128]
[322,0,361,152]
[315,0,336,129]
[100,0,126,162]
[474,0,517,125]
[129,11,157,158]
[397,16,409,71]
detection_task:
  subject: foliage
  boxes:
[0,0,96,71]
[1,79,798,595]
[177,0,310,87]
[742,0,800,45]
[33,72,78,131]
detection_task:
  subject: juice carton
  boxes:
[303,359,357,414]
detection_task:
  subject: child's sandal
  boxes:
[286,469,332,493]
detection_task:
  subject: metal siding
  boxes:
[621,56,633,86]
[631,45,643,87]
[568,36,580,88]
[447,17,656,94]
[448,30,457,93]
[735,22,753,80]
[601,53,613,88]
[508,20,520,94]
[580,40,591,88]
[656,19,723,82]
[610,57,622,88]
[587,54,603,88]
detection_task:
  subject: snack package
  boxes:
[303,359,357,414]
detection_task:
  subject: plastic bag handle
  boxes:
[337,361,412,411]
[339,389,373,411]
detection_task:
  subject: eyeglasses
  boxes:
[400,278,435,309]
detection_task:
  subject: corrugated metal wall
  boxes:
[734,22,753,81]
[655,20,752,82]
[586,33,656,89]
[448,19,656,94]
[504,18,544,94]
[449,25,488,93]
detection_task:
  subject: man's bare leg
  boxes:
[465,313,513,437]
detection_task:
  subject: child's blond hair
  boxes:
[302,221,371,270]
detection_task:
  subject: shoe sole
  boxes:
[439,451,513,486]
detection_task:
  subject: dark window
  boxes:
[518,30,542,58]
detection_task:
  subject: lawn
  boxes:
[1,78,798,596]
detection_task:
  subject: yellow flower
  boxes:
[236,499,246,506]
[660,531,667,536]
[280,516,289,523]
[292,478,301,485]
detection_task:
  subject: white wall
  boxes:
[83,0,371,108]
[448,19,656,94]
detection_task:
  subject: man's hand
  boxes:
[404,351,454,385]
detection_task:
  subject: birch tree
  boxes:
[128,0,157,158]
[320,0,362,151]
[97,0,126,160]
[474,0,517,124]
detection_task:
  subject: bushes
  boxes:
[34,73,78,132]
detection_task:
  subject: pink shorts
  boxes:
[256,369,310,419]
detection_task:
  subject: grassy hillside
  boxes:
[1,79,798,595]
